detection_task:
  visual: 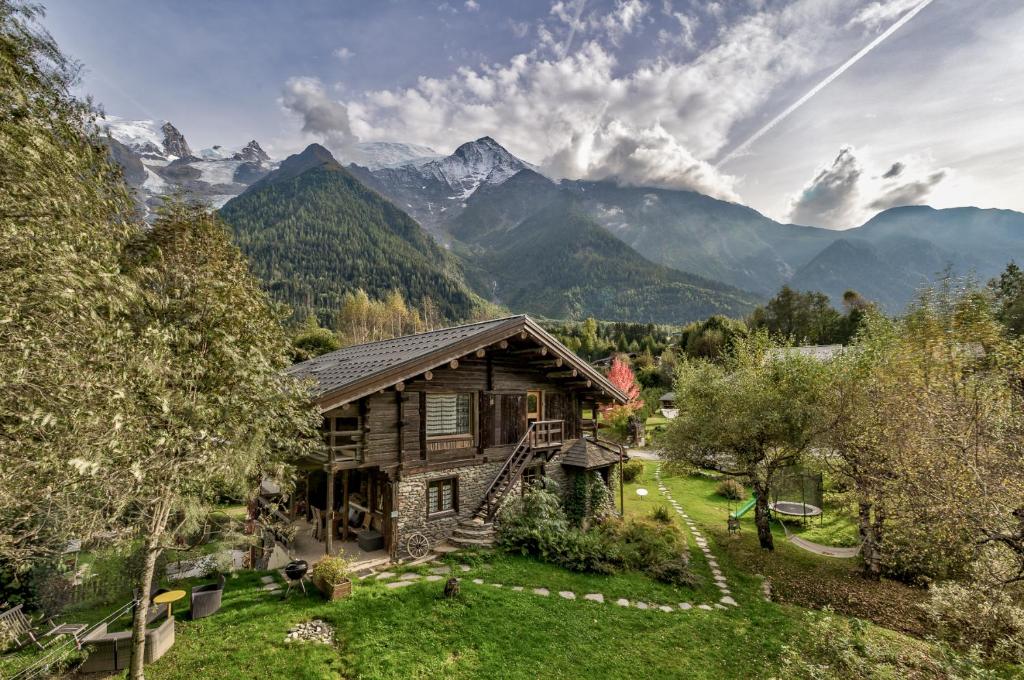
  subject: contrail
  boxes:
[717,0,936,166]
[560,0,587,58]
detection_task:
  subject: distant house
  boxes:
[659,392,679,419]
[279,315,628,564]
[767,344,844,362]
[593,352,637,369]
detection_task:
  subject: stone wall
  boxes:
[545,447,618,518]
[543,449,571,495]
[396,461,521,547]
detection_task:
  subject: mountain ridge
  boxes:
[103,118,1024,317]
[218,144,481,324]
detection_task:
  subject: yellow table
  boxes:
[152,590,186,620]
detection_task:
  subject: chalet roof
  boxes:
[287,315,628,411]
[659,392,676,402]
[560,438,624,470]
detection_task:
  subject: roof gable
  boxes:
[288,315,627,410]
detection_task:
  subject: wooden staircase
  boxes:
[474,420,563,522]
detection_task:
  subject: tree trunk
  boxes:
[751,478,774,551]
[869,505,885,580]
[857,499,884,580]
[130,498,171,680]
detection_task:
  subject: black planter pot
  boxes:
[285,560,308,581]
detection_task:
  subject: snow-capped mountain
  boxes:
[345,141,440,170]
[101,118,276,215]
[346,136,537,235]
[424,136,535,200]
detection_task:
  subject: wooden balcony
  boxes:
[529,419,564,449]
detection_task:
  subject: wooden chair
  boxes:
[0,604,81,650]
[1,604,44,649]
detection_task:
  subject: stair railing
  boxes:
[477,421,538,521]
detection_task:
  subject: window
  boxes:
[522,463,544,492]
[425,393,473,438]
[427,478,457,516]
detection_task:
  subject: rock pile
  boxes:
[286,619,334,644]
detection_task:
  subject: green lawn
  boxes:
[3,463,1006,679]
[622,462,930,636]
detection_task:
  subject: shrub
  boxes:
[621,460,644,483]
[650,504,673,524]
[311,555,351,585]
[921,582,1024,664]
[715,478,746,500]
[499,488,694,586]
[609,518,688,572]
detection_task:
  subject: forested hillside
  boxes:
[219,145,480,325]
[471,199,760,323]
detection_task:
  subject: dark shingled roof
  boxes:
[287,315,627,410]
[560,438,623,470]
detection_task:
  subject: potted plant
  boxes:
[311,555,352,601]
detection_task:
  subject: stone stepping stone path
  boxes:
[260,575,281,592]
[654,463,739,609]
[366,484,741,614]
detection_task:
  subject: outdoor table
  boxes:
[152,590,186,620]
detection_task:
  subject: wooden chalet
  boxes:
[280,315,628,563]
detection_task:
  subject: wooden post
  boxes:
[389,476,400,561]
[325,467,335,555]
[303,471,310,521]
[619,446,625,518]
[341,469,350,541]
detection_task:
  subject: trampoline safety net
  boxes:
[769,466,824,523]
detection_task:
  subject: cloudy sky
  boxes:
[42,0,1024,229]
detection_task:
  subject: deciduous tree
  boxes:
[662,332,829,549]
[119,203,319,678]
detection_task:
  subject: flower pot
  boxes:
[314,576,352,601]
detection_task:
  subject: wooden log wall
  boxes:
[323,352,606,475]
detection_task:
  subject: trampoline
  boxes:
[769,501,822,517]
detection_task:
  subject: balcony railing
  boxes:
[529,419,564,449]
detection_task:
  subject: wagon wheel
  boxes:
[406,532,430,559]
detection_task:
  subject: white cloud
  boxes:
[508,19,530,38]
[545,120,740,199]
[465,0,480,11]
[848,0,924,31]
[333,47,354,61]
[599,0,649,46]
[787,146,949,228]
[281,1,932,203]
[280,76,359,154]
[658,1,699,52]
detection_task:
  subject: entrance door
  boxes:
[526,390,543,425]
